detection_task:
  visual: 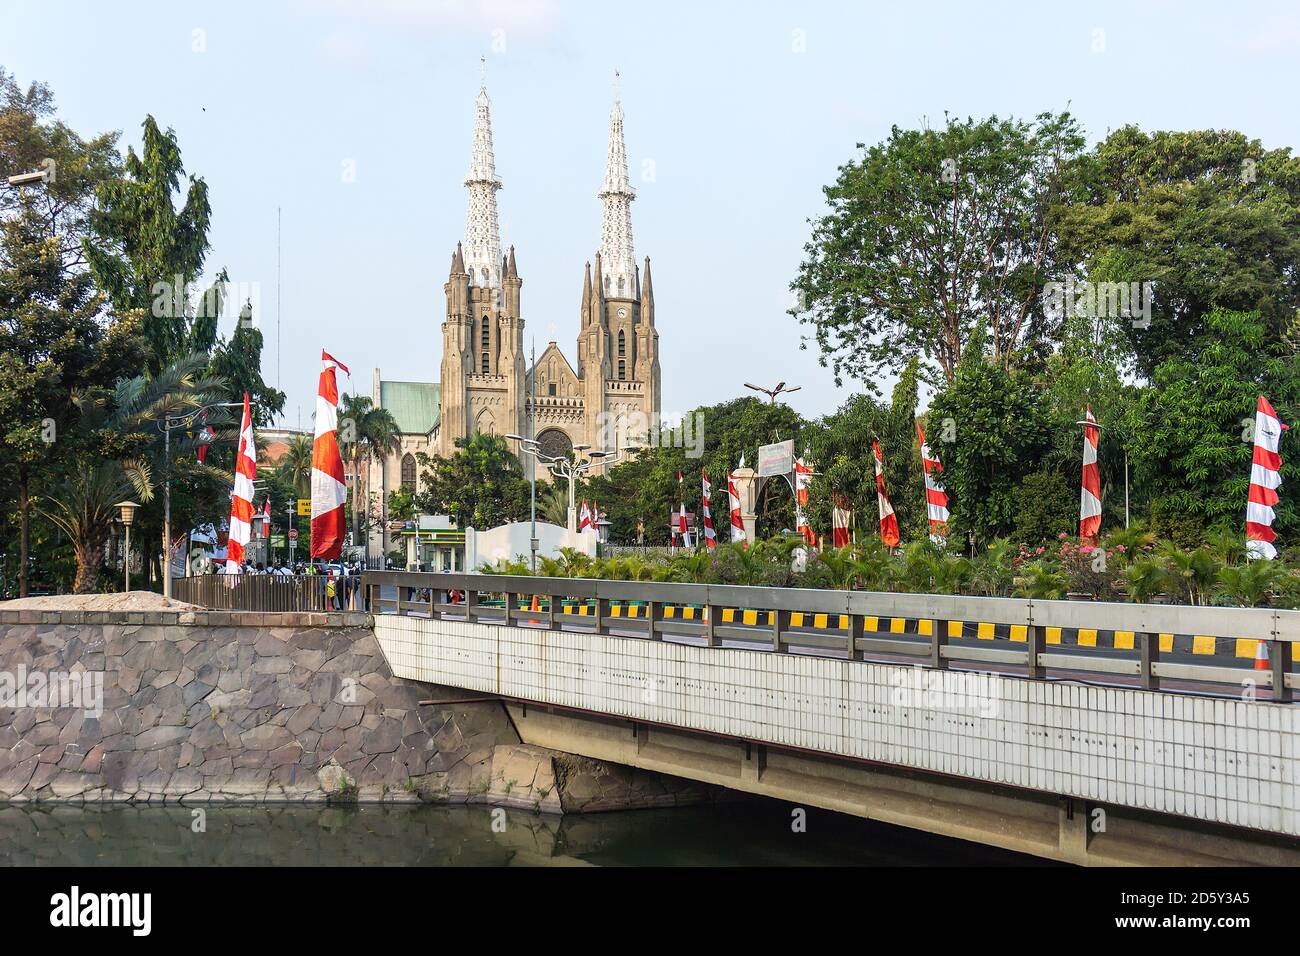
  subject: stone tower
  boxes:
[576,75,660,458]
[439,73,525,457]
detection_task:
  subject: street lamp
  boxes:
[744,381,802,404]
[159,401,246,597]
[4,168,50,189]
[115,501,140,592]
[508,435,619,537]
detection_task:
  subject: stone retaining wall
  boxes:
[0,609,713,810]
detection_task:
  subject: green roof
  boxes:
[380,380,440,434]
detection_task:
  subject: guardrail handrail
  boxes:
[361,570,1297,701]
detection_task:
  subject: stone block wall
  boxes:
[0,609,516,803]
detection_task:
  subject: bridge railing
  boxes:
[361,571,1298,700]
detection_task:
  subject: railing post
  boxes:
[705,604,719,647]
[465,587,478,622]
[930,619,948,670]
[595,594,610,635]
[645,600,658,640]
[1273,638,1293,703]
[771,609,784,653]
[428,585,437,620]
[1026,624,1045,679]
[505,591,517,628]
[1138,632,1159,691]
[846,614,862,661]
[548,593,560,630]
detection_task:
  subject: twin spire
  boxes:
[458,66,637,299]
[462,64,503,291]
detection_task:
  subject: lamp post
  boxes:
[507,436,619,538]
[744,381,802,405]
[116,500,140,593]
[159,401,245,597]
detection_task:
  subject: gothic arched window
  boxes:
[618,359,626,381]
[618,330,626,357]
[400,454,416,491]
[480,316,490,350]
[481,352,490,373]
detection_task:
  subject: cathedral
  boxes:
[367,73,662,553]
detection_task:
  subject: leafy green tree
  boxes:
[927,341,1052,550]
[805,358,923,545]
[1057,127,1300,376]
[791,111,1085,388]
[1135,309,1299,543]
[414,432,530,529]
[0,67,132,596]
[85,115,216,375]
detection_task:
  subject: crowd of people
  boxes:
[209,558,367,610]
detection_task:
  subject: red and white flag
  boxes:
[224,392,256,574]
[701,470,717,548]
[727,473,746,545]
[579,499,592,532]
[872,438,900,548]
[261,498,272,539]
[794,456,815,545]
[1079,406,1102,544]
[831,492,852,549]
[676,471,692,547]
[916,420,950,545]
[1247,395,1288,560]
[311,350,349,560]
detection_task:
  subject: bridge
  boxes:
[363,571,1300,865]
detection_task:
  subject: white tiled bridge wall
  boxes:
[374,616,1299,837]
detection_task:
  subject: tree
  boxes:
[275,433,313,496]
[84,115,216,375]
[805,359,922,545]
[1135,308,1299,543]
[1057,127,1300,377]
[38,462,150,593]
[791,111,1085,389]
[337,393,400,547]
[0,67,131,596]
[927,340,1052,549]
[207,299,285,426]
[414,433,530,529]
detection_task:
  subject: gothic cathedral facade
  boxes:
[367,75,661,555]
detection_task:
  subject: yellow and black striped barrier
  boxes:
[541,600,1263,660]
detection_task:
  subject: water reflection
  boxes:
[0,802,1047,866]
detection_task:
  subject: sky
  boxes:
[3,0,1299,428]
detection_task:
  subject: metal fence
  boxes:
[362,570,1299,701]
[171,574,360,612]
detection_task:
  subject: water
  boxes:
[0,799,1046,866]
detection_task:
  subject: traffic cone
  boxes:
[1255,640,1270,671]
[527,593,540,625]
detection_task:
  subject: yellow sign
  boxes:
[297,498,311,516]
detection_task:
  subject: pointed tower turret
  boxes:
[598,71,637,301]
[463,62,503,291]
[580,261,593,325]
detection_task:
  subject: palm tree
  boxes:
[39,462,153,593]
[1158,542,1221,606]
[39,355,225,592]
[1217,559,1288,607]
[537,482,569,527]
[276,434,314,496]
[338,394,401,549]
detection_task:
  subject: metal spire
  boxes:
[464,58,503,290]
[598,70,636,300]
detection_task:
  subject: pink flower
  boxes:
[1058,532,1068,540]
